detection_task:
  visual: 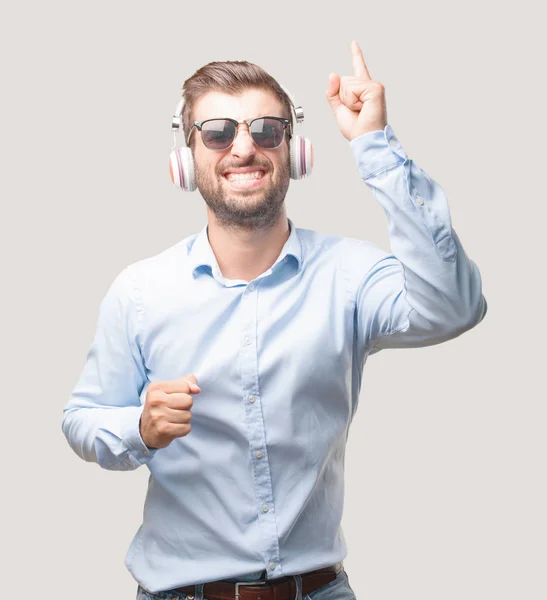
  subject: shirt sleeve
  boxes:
[348,124,488,356]
[61,265,159,470]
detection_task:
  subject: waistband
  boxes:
[170,562,344,600]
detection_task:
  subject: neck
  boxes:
[206,208,291,282]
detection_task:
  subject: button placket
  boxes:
[239,280,281,576]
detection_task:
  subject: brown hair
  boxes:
[180,60,294,151]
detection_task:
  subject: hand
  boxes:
[139,374,201,450]
[325,40,388,141]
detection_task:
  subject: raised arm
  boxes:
[327,41,487,354]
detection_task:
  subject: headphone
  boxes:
[169,84,314,192]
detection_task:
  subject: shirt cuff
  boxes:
[349,123,407,180]
[122,405,159,463]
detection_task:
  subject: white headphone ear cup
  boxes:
[169,146,197,192]
[289,135,314,180]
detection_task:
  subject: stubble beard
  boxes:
[194,151,291,233]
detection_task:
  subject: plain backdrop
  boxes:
[2,1,545,599]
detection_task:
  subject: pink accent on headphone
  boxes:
[175,149,185,189]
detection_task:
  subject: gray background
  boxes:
[2,0,545,599]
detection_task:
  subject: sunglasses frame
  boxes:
[187,116,293,150]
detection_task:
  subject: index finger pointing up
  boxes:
[351,40,372,80]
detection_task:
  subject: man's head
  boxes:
[180,61,294,231]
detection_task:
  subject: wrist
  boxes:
[350,125,386,141]
[139,415,157,451]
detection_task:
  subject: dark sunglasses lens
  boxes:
[201,119,236,149]
[250,118,285,148]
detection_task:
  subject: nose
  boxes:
[230,123,256,160]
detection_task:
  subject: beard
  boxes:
[194,149,291,232]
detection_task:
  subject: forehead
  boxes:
[193,88,284,122]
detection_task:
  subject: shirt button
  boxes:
[255,450,263,458]
[389,139,398,148]
[244,335,252,345]
[416,196,424,206]
[269,562,276,570]
[262,504,269,512]
[248,283,255,291]
[248,395,256,403]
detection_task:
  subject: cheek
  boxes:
[271,150,290,178]
[195,154,220,181]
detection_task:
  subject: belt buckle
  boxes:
[234,579,268,600]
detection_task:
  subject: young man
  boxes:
[62,41,487,600]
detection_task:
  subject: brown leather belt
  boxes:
[171,562,344,600]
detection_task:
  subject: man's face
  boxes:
[191,88,291,231]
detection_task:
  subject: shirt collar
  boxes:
[188,217,302,280]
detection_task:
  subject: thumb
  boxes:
[325,73,342,112]
[181,373,201,392]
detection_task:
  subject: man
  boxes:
[62,41,487,600]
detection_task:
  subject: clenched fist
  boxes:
[139,374,201,450]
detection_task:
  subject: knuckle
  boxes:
[156,421,169,436]
[150,412,162,427]
[147,391,164,407]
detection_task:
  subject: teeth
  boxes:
[225,171,264,182]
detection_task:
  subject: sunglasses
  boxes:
[187,116,292,150]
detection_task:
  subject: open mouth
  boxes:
[222,170,268,189]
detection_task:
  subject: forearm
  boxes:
[351,125,487,350]
[62,402,155,470]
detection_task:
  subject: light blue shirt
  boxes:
[62,124,487,594]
